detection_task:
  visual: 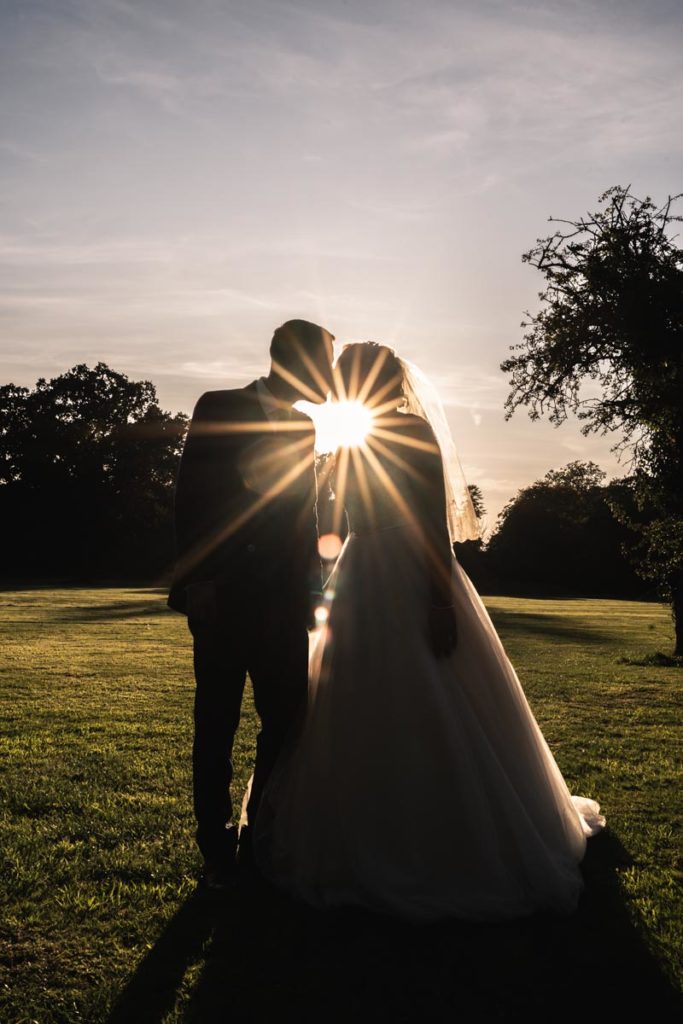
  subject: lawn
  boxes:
[1,587,681,1022]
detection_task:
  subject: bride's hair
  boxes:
[334,341,405,406]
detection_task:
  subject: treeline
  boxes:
[455,465,647,599]
[0,362,650,597]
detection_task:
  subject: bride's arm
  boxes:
[408,418,458,655]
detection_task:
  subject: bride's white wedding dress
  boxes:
[250,404,606,923]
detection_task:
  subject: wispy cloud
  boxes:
[0,235,178,266]
[90,60,189,113]
[179,359,262,381]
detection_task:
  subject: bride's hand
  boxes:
[428,604,457,657]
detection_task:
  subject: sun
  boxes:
[295,399,374,453]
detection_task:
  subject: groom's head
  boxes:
[269,319,335,404]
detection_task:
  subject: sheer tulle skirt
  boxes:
[251,526,606,922]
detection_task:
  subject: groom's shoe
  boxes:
[200,858,238,891]
[198,823,239,890]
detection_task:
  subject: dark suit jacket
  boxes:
[167,381,322,619]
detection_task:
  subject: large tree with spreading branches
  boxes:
[501,186,683,654]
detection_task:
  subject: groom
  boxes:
[168,319,335,888]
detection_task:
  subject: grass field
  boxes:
[1,587,681,1023]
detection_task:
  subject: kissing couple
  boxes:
[167,318,606,922]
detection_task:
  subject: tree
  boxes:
[0,363,188,578]
[466,483,486,521]
[486,461,643,596]
[453,484,490,589]
[501,186,683,652]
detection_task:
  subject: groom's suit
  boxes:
[168,380,322,862]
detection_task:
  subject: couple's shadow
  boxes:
[108,830,681,1022]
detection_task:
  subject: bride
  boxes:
[248,341,606,923]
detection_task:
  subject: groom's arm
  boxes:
[168,391,218,613]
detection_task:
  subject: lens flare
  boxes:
[296,399,373,453]
[174,348,430,591]
[318,533,343,560]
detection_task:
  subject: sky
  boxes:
[1,0,682,530]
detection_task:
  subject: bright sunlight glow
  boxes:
[295,400,374,454]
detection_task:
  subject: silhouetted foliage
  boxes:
[466,483,485,521]
[0,363,188,579]
[454,484,491,589]
[486,462,644,597]
[502,186,683,650]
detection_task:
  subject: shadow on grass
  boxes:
[617,652,683,668]
[55,601,173,622]
[488,609,614,647]
[108,832,682,1023]
[0,582,170,593]
[107,888,214,1024]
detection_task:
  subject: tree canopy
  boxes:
[0,363,188,578]
[486,461,643,597]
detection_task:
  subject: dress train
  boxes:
[250,527,606,922]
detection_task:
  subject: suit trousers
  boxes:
[188,592,309,862]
